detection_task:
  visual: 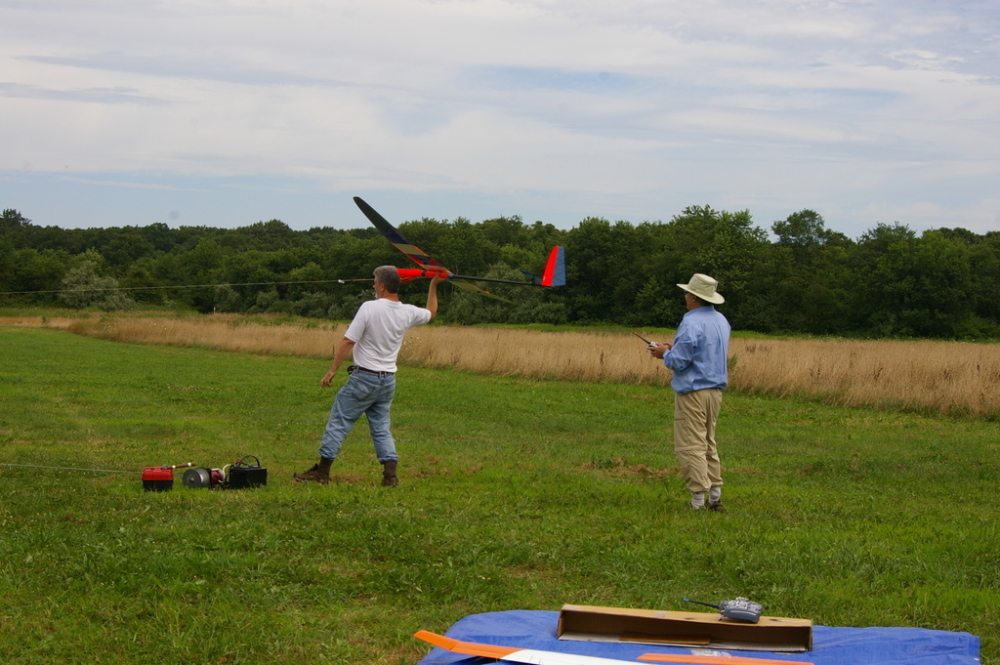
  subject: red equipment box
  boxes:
[142,466,174,492]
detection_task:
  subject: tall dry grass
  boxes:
[402,327,671,386]
[0,314,345,358]
[4,313,999,417]
[733,338,1000,416]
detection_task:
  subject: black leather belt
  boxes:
[347,365,394,376]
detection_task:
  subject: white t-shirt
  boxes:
[344,298,432,373]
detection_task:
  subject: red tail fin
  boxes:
[540,246,565,287]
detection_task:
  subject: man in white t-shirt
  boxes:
[295,266,444,486]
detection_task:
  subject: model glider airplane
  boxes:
[413,630,811,665]
[352,196,565,300]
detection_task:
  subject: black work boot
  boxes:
[294,457,332,485]
[381,460,398,487]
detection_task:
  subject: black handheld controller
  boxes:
[632,331,657,348]
[683,597,763,623]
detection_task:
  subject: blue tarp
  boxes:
[416,610,980,665]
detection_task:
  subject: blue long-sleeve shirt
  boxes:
[663,305,731,395]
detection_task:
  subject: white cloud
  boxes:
[1,0,999,235]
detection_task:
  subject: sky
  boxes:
[1,0,999,239]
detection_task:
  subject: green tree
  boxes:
[863,229,973,337]
[58,261,135,311]
[9,248,69,303]
[761,210,853,334]
[649,206,770,330]
[969,234,1000,332]
[248,288,288,314]
[479,215,529,248]
[290,292,335,318]
[213,285,244,313]
[1,209,30,236]
[119,258,167,305]
[179,239,226,312]
[236,219,296,250]
[100,232,156,266]
[633,276,676,327]
[772,209,850,250]
[563,218,645,323]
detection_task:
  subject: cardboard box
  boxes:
[558,604,812,653]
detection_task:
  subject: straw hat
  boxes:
[678,273,725,304]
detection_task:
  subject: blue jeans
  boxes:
[319,370,397,462]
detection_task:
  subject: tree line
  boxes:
[3,206,999,339]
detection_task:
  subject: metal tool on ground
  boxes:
[683,598,763,623]
[141,462,194,492]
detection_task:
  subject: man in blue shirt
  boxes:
[649,273,731,511]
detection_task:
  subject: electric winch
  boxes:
[182,466,225,489]
[143,456,267,491]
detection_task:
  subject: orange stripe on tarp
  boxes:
[414,630,520,659]
[415,630,811,665]
[638,653,813,665]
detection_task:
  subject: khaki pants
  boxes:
[673,389,723,494]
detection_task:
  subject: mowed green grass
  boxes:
[1,328,997,665]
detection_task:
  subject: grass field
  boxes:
[1,326,997,664]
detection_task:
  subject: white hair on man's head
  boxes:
[373,265,401,293]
